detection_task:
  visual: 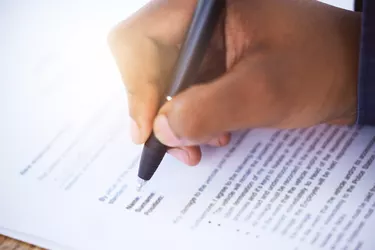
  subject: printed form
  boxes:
[2,88,375,250]
[1,0,373,249]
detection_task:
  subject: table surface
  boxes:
[0,235,43,250]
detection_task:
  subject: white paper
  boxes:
[319,0,354,10]
[3,0,370,250]
[3,112,375,250]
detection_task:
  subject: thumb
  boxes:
[153,57,282,147]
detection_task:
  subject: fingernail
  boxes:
[207,137,221,147]
[130,119,141,144]
[168,148,190,164]
[154,115,182,146]
[207,135,229,147]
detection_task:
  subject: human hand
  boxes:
[108,0,361,165]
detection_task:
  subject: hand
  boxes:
[108,0,361,166]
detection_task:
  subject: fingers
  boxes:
[207,133,231,147]
[167,133,231,166]
[108,0,197,47]
[168,146,201,166]
[109,34,174,143]
[107,0,198,143]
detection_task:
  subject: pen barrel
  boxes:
[167,0,225,97]
[138,0,225,182]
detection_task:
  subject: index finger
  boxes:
[107,0,198,143]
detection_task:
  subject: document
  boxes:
[2,96,375,250]
[3,0,373,249]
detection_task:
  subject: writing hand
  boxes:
[108,0,361,165]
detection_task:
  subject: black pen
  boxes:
[137,0,225,190]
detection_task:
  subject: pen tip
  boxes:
[136,178,147,192]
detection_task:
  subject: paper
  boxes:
[3,102,375,250]
[3,0,372,249]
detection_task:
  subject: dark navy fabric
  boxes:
[357,0,375,125]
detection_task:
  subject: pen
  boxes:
[137,0,225,190]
